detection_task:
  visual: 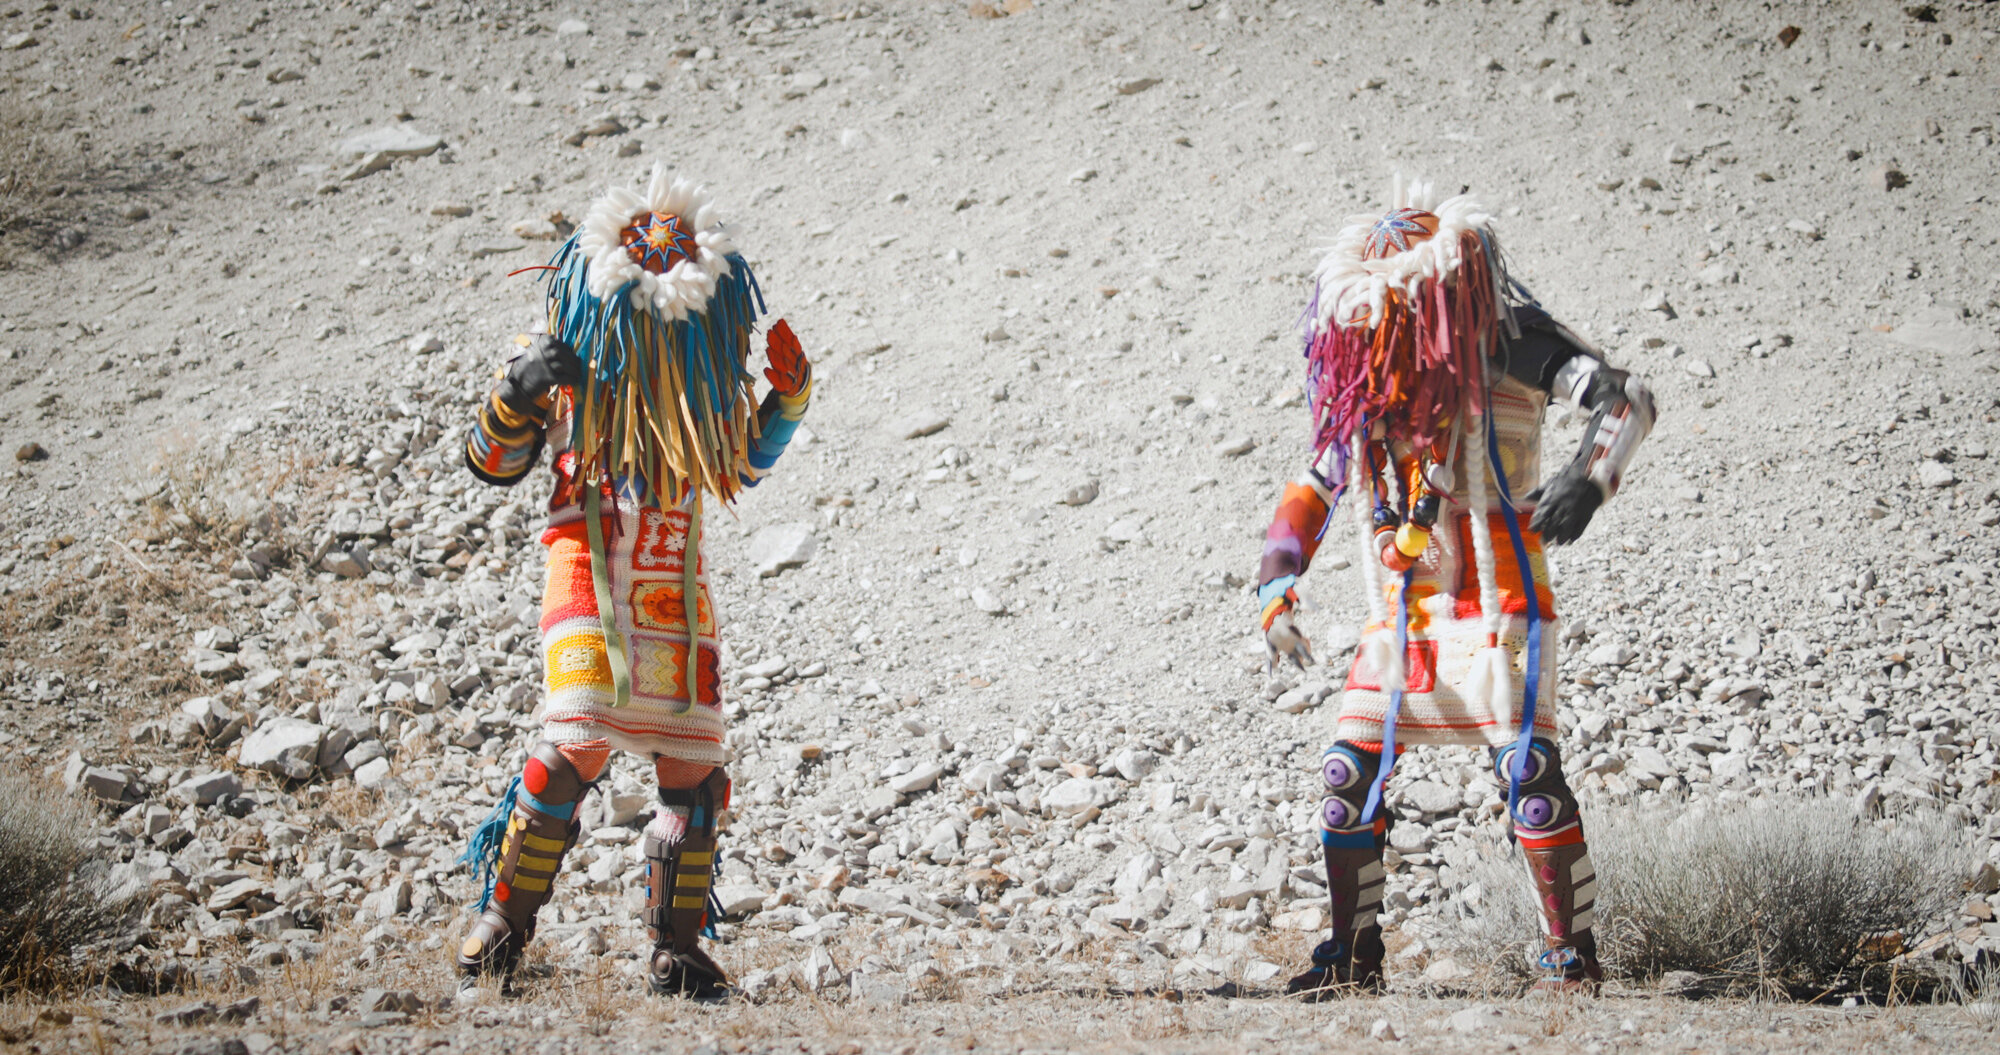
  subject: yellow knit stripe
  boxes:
[674,872,711,889]
[490,393,534,430]
[679,850,713,866]
[520,831,566,853]
[672,895,707,909]
[516,852,560,873]
[510,874,551,893]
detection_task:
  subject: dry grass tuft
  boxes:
[146,427,327,554]
[0,774,143,992]
[1440,797,1977,995]
[0,94,157,269]
[0,428,347,710]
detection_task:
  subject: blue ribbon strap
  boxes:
[1486,418,1544,830]
[1359,567,1413,825]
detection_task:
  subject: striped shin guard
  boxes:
[644,766,732,997]
[457,742,586,984]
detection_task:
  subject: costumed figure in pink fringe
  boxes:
[1255,179,1655,995]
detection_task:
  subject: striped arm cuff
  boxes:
[465,391,547,487]
[742,380,813,485]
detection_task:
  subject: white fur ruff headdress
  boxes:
[576,167,740,321]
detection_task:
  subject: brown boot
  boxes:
[1286,743,1389,998]
[643,766,732,999]
[1498,737,1603,993]
[1520,832,1604,993]
[1284,844,1387,998]
[457,743,588,987]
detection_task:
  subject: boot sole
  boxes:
[646,975,732,1002]
[1529,977,1602,996]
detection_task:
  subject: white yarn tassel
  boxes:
[646,803,691,848]
[1373,635,1406,694]
[1464,643,1514,724]
[1464,418,1503,639]
[1459,412,1514,713]
[1353,437,1388,628]
[1351,437,1403,692]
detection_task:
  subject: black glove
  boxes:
[1526,462,1603,546]
[495,335,582,416]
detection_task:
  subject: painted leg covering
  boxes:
[457,741,590,984]
[1287,741,1389,998]
[1496,737,1603,992]
[644,759,731,999]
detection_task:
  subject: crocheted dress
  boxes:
[1333,374,1562,750]
[534,450,726,763]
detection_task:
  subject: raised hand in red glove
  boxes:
[763,319,811,397]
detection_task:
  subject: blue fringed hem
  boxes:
[458,777,521,912]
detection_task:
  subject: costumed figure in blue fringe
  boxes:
[456,167,814,998]
[1254,179,1656,996]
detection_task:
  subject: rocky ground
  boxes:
[2,0,1999,1051]
[11,988,2000,1055]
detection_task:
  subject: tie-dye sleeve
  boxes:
[1256,448,1338,626]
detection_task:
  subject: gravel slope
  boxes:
[1,0,1997,1048]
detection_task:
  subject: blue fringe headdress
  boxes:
[544,166,766,507]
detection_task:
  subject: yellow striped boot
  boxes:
[643,766,731,999]
[456,743,586,986]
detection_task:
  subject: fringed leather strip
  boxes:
[542,237,763,509]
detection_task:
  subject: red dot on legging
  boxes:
[523,757,549,796]
[495,881,512,903]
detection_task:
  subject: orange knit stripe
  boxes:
[557,739,612,782]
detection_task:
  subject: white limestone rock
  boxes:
[749,523,818,577]
[336,127,444,159]
[239,718,327,780]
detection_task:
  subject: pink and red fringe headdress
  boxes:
[1302,179,1527,718]
[1303,178,1512,464]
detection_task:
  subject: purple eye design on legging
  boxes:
[1323,752,1359,791]
[1516,793,1559,829]
[1321,796,1356,831]
[1494,744,1548,785]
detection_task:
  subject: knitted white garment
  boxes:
[1329,377,1560,750]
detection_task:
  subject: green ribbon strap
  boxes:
[679,492,702,715]
[583,487,633,709]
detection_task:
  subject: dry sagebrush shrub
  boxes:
[0,774,140,990]
[1440,798,1976,992]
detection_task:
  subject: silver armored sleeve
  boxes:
[1551,357,1656,499]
